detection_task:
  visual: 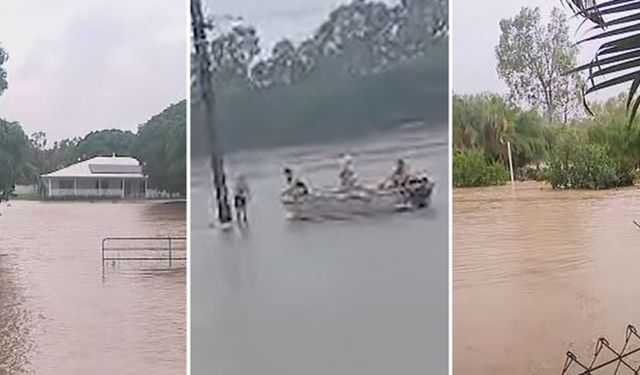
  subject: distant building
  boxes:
[40,155,147,199]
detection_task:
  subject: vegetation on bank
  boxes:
[192,0,448,153]
[453,6,640,190]
[453,93,640,189]
[452,148,508,187]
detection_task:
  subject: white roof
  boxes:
[41,155,145,179]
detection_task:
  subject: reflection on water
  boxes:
[0,201,185,375]
[454,181,640,375]
[0,254,33,374]
[191,129,449,375]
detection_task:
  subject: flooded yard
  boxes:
[191,128,449,375]
[0,201,186,375]
[454,182,640,375]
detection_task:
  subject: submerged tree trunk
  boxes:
[192,0,232,224]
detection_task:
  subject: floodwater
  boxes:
[454,181,640,375]
[0,201,186,375]
[191,127,449,375]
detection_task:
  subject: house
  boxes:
[40,155,147,199]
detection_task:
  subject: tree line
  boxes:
[192,0,448,153]
[453,6,640,190]
[454,92,640,189]
[0,101,186,196]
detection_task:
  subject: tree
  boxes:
[0,46,7,96]
[251,39,307,87]
[496,7,582,125]
[74,129,136,160]
[453,94,548,170]
[0,119,29,194]
[134,101,186,195]
[396,0,448,53]
[193,0,448,152]
[452,94,514,163]
[563,0,640,123]
[211,25,260,87]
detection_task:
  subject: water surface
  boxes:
[0,201,186,374]
[191,128,449,375]
[454,182,640,375]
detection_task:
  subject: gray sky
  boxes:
[206,0,399,56]
[452,0,622,100]
[0,0,186,142]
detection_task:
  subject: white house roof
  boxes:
[41,155,145,179]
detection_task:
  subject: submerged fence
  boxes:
[101,237,187,262]
[562,325,640,375]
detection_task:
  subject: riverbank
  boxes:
[454,180,640,375]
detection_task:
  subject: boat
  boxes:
[281,174,434,220]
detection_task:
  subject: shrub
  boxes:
[453,148,509,187]
[546,141,618,189]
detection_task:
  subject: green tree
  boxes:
[74,129,136,160]
[134,101,186,195]
[453,148,509,187]
[0,119,29,194]
[496,7,582,125]
[453,93,549,181]
[452,94,515,163]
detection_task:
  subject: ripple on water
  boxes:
[454,181,640,375]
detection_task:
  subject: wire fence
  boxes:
[562,325,640,375]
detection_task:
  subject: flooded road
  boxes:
[0,201,186,375]
[454,181,640,375]
[191,128,449,375]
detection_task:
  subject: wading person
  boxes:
[233,175,250,224]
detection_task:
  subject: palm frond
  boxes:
[564,0,640,122]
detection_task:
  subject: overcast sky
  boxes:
[452,0,622,100]
[0,0,186,142]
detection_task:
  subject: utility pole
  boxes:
[191,0,232,224]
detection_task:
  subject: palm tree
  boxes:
[564,0,640,122]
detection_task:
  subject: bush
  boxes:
[546,141,618,189]
[453,148,509,187]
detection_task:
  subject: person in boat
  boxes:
[380,158,411,189]
[233,175,251,223]
[283,167,309,197]
[338,154,358,189]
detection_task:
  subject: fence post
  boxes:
[168,237,173,267]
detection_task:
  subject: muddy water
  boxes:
[454,181,640,375]
[0,201,186,375]
[191,128,449,375]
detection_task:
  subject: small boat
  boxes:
[281,174,434,220]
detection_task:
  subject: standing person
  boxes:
[233,175,251,224]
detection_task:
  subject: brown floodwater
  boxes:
[0,201,185,375]
[454,181,640,375]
